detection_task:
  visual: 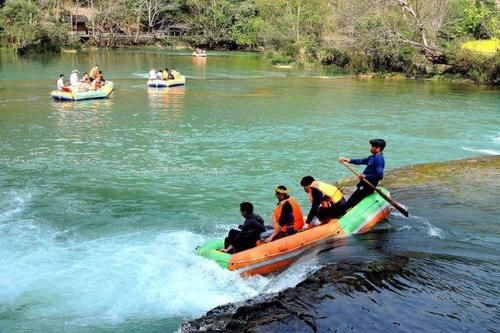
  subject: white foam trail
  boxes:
[493,134,500,144]
[132,72,149,78]
[462,147,500,155]
[425,221,445,239]
[0,192,29,222]
[397,215,444,239]
[0,227,276,327]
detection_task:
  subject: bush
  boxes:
[265,49,294,65]
[445,46,500,85]
[319,48,350,67]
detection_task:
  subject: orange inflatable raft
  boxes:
[196,188,391,276]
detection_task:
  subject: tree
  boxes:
[137,0,182,33]
[255,0,328,61]
[185,0,251,48]
[0,0,72,53]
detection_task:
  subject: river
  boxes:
[0,49,499,332]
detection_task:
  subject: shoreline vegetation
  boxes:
[0,0,498,85]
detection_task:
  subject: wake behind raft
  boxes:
[196,188,391,276]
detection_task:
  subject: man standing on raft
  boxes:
[339,139,386,211]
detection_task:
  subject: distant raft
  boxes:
[192,52,207,57]
[147,76,186,88]
[51,81,114,101]
[197,188,391,276]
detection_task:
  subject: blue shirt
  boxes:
[349,153,385,184]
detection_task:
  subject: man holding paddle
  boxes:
[339,139,386,211]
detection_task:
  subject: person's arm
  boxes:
[347,157,369,165]
[220,245,234,253]
[305,188,323,224]
[264,227,280,243]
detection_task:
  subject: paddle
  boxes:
[340,160,409,217]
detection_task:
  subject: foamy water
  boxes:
[462,147,500,155]
[0,192,317,330]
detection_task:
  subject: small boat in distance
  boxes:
[197,188,391,276]
[51,81,114,101]
[192,48,207,57]
[147,76,186,88]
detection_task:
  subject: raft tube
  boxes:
[147,76,186,88]
[50,81,114,101]
[197,188,391,276]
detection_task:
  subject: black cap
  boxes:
[300,176,315,186]
[369,139,386,150]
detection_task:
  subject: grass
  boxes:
[461,38,500,55]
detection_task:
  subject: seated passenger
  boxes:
[80,73,91,84]
[167,69,174,80]
[89,64,99,81]
[264,186,304,243]
[162,68,169,80]
[171,68,180,80]
[157,70,163,80]
[96,70,105,83]
[91,78,101,90]
[220,202,266,254]
[57,74,71,92]
[79,73,91,92]
[149,67,157,80]
[300,176,347,227]
[70,69,79,87]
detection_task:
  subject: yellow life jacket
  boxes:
[309,181,344,206]
[273,196,304,232]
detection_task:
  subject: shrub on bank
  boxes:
[445,46,500,85]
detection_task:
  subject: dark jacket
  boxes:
[233,213,266,251]
[350,153,385,186]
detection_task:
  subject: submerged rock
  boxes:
[181,257,410,333]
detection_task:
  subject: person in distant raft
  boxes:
[339,139,386,211]
[221,202,266,254]
[300,176,347,226]
[263,186,304,243]
[57,74,71,92]
[89,64,99,81]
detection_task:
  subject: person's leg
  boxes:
[330,197,347,218]
[224,229,240,248]
[345,186,374,211]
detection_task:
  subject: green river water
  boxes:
[0,49,499,332]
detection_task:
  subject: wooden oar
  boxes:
[340,161,409,217]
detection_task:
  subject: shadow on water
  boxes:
[182,156,500,333]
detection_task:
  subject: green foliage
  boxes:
[449,0,498,39]
[0,0,73,53]
[265,50,294,65]
[319,48,350,67]
[228,3,259,49]
[368,45,415,74]
[445,44,500,84]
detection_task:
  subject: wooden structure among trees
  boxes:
[70,15,88,36]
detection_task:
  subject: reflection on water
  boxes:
[192,56,207,79]
[147,87,185,116]
[51,98,114,129]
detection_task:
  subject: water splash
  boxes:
[462,146,500,155]
[0,223,281,328]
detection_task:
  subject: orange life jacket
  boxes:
[273,196,304,233]
[309,181,344,207]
